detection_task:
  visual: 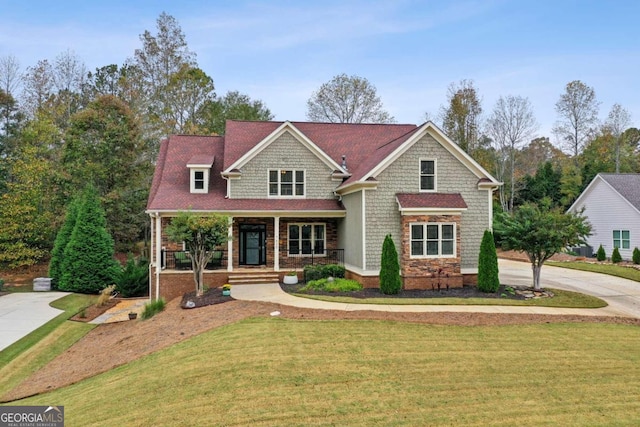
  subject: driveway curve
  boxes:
[499,259,640,318]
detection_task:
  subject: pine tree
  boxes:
[49,196,81,289]
[379,234,401,295]
[478,230,500,292]
[596,244,606,261]
[633,247,640,265]
[59,186,120,293]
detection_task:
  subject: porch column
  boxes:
[154,213,162,301]
[274,216,280,271]
[227,216,233,272]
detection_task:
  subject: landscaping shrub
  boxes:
[303,264,345,282]
[96,285,116,307]
[117,254,149,297]
[379,234,401,295]
[478,230,500,293]
[141,298,166,319]
[59,186,120,294]
[301,278,362,293]
[0,278,4,292]
[596,244,606,261]
[612,247,622,264]
[633,247,640,265]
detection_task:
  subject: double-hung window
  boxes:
[193,171,205,190]
[420,160,435,191]
[288,223,325,255]
[269,169,305,197]
[613,230,630,249]
[410,223,455,257]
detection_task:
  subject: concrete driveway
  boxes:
[0,292,68,352]
[499,259,640,318]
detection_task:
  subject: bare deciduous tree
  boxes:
[604,103,631,173]
[306,73,395,124]
[486,95,538,212]
[553,80,600,159]
[0,55,22,98]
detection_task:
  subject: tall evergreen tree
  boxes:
[48,196,81,288]
[59,186,120,293]
[477,230,500,292]
[379,234,402,295]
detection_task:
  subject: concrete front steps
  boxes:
[228,273,280,285]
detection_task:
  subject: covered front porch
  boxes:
[150,213,345,300]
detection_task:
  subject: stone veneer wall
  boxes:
[400,214,463,290]
[230,131,338,199]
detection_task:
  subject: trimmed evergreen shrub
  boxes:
[49,197,81,289]
[303,264,345,282]
[117,254,149,297]
[478,229,500,293]
[379,234,401,295]
[633,247,640,265]
[596,244,606,261]
[59,186,120,294]
[612,247,622,263]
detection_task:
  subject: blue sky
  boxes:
[1,0,638,140]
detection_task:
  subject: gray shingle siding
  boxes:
[364,133,490,271]
[230,131,337,199]
[338,191,364,269]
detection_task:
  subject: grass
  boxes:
[0,293,97,399]
[547,260,640,282]
[7,318,640,426]
[300,277,363,293]
[293,288,607,308]
[141,298,166,319]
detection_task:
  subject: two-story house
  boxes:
[146,120,500,301]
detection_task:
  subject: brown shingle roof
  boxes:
[396,193,468,210]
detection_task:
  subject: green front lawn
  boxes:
[547,260,640,282]
[293,288,606,308]
[9,318,640,426]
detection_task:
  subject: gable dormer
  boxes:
[187,155,214,194]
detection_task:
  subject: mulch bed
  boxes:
[180,287,234,308]
[70,300,118,322]
[281,283,528,300]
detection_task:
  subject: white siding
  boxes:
[572,178,640,259]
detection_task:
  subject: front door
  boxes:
[239,224,266,266]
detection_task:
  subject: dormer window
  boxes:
[187,155,214,194]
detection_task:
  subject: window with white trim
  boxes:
[613,230,630,249]
[420,159,435,191]
[410,223,455,257]
[190,168,209,193]
[288,223,325,255]
[269,169,305,197]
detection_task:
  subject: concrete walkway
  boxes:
[230,281,625,317]
[0,292,69,351]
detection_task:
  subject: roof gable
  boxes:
[569,173,640,215]
[223,121,344,174]
[337,121,500,192]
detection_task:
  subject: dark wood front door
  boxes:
[239,224,266,266]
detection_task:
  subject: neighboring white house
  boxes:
[568,173,640,259]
